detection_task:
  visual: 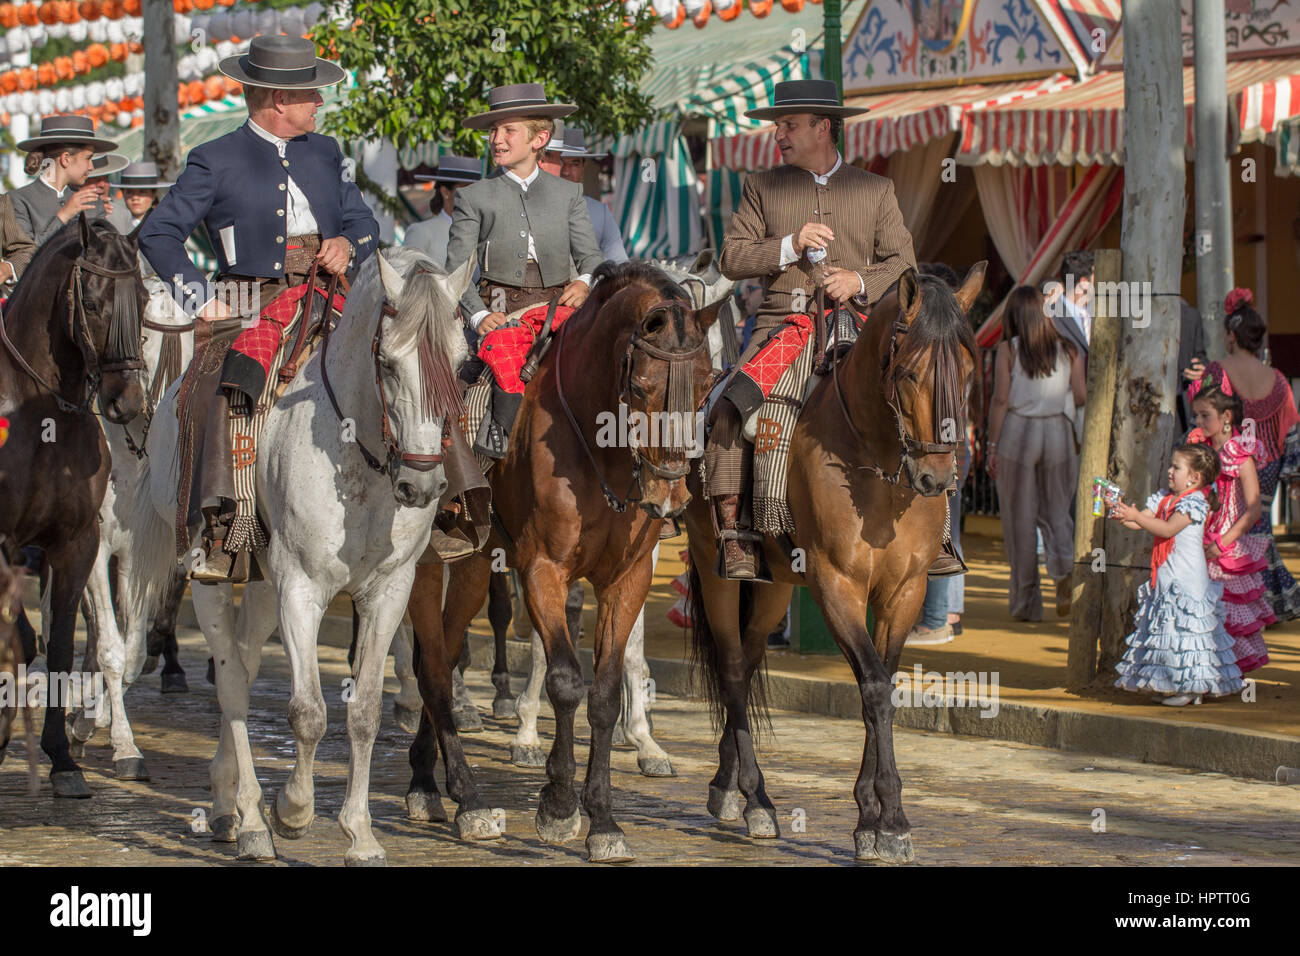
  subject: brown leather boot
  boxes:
[715,493,757,580]
[927,535,967,578]
[191,508,235,583]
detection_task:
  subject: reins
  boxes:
[555,295,706,513]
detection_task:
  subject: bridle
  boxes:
[118,312,197,461]
[0,252,144,416]
[556,296,707,513]
[831,297,965,486]
[321,289,455,477]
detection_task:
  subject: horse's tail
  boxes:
[687,563,771,736]
[123,450,178,632]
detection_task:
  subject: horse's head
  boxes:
[372,249,475,508]
[594,262,719,519]
[75,214,147,423]
[877,262,985,497]
[0,556,24,759]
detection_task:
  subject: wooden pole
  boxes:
[1067,247,1121,691]
[143,0,180,179]
[1193,0,1233,359]
[1098,0,1187,675]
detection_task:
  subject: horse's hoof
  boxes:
[454,808,502,842]
[344,853,386,867]
[866,830,914,864]
[210,814,239,843]
[637,755,675,777]
[161,672,189,694]
[511,744,546,768]
[706,785,741,822]
[114,757,150,781]
[50,770,92,799]
[393,703,422,735]
[452,706,483,733]
[586,831,635,863]
[535,807,581,845]
[235,828,276,862]
[405,790,448,824]
[611,724,629,747]
[141,654,159,676]
[270,793,312,840]
[491,697,516,719]
[744,806,780,839]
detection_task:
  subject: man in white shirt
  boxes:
[403,155,482,270]
[540,125,628,264]
[1047,249,1093,359]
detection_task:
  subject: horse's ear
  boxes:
[897,268,921,321]
[691,248,714,274]
[126,207,151,247]
[954,260,988,315]
[695,301,721,331]
[442,251,477,302]
[77,211,92,250]
[377,250,404,302]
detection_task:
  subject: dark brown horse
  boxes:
[685,263,985,862]
[404,260,718,860]
[0,214,147,796]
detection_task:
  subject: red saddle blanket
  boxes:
[478,304,577,395]
[220,282,348,402]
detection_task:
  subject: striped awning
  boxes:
[710,75,1074,171]
[958,57,1300,166]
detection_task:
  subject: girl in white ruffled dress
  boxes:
[1109,444,1244,706]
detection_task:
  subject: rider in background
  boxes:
[10,114,120,247]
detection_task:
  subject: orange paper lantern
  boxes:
[17,2,38,26]
[750,0,773,16]
[693,1,710,27]
[17,67,36,90]
[217,0,235,6]
[100,103,117,123]
[203,74,224,99]
[53,55,74,79]
[71,49,89,73]
[780,0,804,10]
[176,83,189,107]
[121,0,138,13]
[194,0,214,8]
[130,113,141,128]
[102,0,124,17]
[36,62,57,85]
[56,1,79,23]
[109,42,127,60]
[0,72,18,94]
[127,39,142,53]
[172,0,190,12]
[0,5,18,29]
[38,1,58,23]
[718,1,741,21]
[86,43,108,67]
[185,79,204,103]
[223,76,241,95]
[79,0,100,19]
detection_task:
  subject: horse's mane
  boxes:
[584,259,691,318]
[9,216,129,305]
[893,273,980,373]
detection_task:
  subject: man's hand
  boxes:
[316,236,353,275]
[56,186,100,223]
[1182,356,1206,383]
[558,279,589,308]
[794,222,834,255]
[824,267,861,304]
[477,312,509,336]
[197,296,232,323]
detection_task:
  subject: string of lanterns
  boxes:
[631,0,820,29]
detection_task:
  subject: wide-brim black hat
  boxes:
[744,79,869,121]
[219,35,345,90]
[414,155,483,185]
[17,113,119,153]
[114,161,173,189]
[464,83,576,130]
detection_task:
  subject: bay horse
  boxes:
[684,263,985,862]
[404,260,718,861]
[140,248,475,865]
[0,214,146,797]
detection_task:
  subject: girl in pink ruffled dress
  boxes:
[1191,385,1273,672]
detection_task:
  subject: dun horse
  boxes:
[685,264,985,862]
[405,260,718,862]
[0,214,146,796]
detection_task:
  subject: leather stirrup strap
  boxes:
[278,260,324,384]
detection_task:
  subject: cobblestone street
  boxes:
[1,628,1297,866]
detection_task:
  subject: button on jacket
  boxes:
[139,120,379,314]
[445,168,603,323]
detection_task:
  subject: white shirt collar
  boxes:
[503,166,540,190]
[808,153,843,186]
[38,165,65,198]
[439,209,453,225]
[247,118,290,154]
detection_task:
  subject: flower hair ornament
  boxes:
[1224,286,1253,319]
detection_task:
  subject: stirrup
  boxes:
[189,543,250,585]
[927,537,967,578]
[715,528,766,582]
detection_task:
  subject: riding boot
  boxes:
[191,506,235,583]
[927,500,968,578]
[714,493,757,580]
[474,385,521,460]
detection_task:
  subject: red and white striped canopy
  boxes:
[958,57,1300,166]
[710,75,1074,172]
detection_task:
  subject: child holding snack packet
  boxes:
[1109,444,1243,706]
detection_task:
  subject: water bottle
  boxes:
[807,246,827,264]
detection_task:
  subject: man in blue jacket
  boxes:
[139,35,379,582]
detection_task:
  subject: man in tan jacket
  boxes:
[708,79,917,578]
[0,194,35,294]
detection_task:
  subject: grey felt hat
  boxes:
[414,155,483,185]
[463,83,576,130]
[744,80,869,121]
[219,35,346,90]
[114,161,173,189]
[17,114,119,153]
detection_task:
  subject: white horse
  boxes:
[139,248,476,865]
[67,282,195,778]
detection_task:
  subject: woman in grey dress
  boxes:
[987,286,1086,621]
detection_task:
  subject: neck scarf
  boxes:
[1150,489,1195,588]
